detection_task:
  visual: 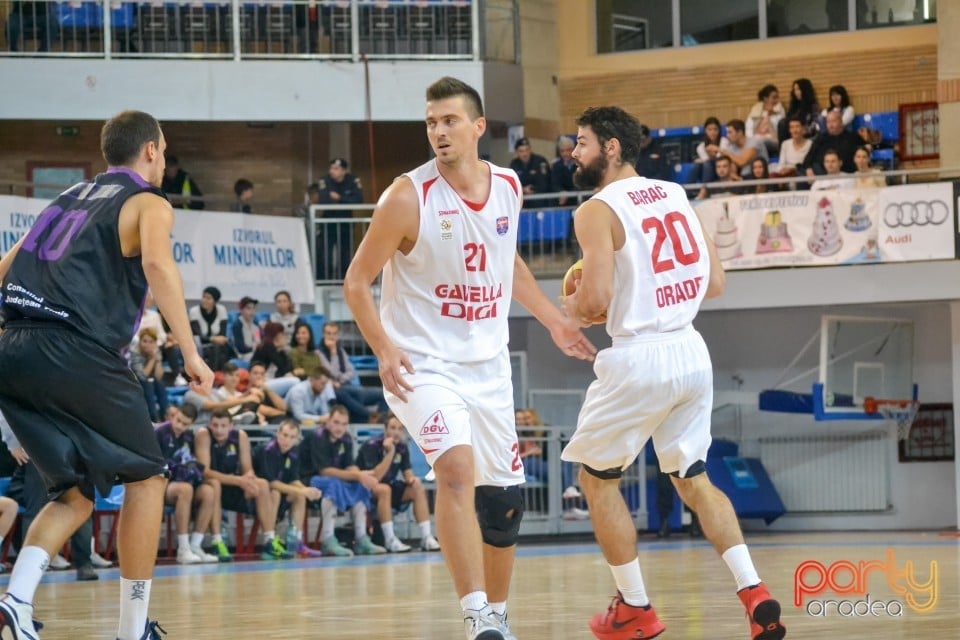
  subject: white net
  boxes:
[877,402,920,441]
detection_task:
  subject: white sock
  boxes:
[189,532,205,549]
[460,591,487,612]
[289,527,302,541]
[489,601,506,616]
[177,534,189,549]
[610,558,649,607]
[211,534,223,544]
[264,531,275,542]
[6,546,49,604]
[351,503,367,540]
[320,498,337,540]
[722,544,761,591]
[117,578,151,640]
[381,521,395,542]
[418,520,432,538]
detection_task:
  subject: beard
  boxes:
[573,154,608,190]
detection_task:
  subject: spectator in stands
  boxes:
[719,119,768,178]
[778,78,821,142]
[820,84,855,131]
[510,138,551,205]
[317,322,388,424]
[130,327,169,423]
[551,136,578,206]
[317,158,364,280]
[696,156,743,200]
[252,419,323,558]
[355,412,440,553]
[290,323,322,379]
[155,404,222,564]
[162,155,205,210]
[232,178,255,214]
[746,157,771,194]
[635,124,670,181]
[190,285,235,371]
[299,405,386,556]
[230,296,262,361]
[689,117,731,188]
[854,146,887,188]
[745,84,785,157]
[270,290,301,342]
[803,110,863,177]
[247,361,288,424]
[811,150,856,191]
[7,2,57,52]
[252,322,295,380]
[195,409,294,560]
[182,365,264,426]
[777,116,813,179]
[133,289,185,385]
[285,366,336,425]
[213,362,261,425]
[515,408,546,483]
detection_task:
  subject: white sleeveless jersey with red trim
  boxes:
[381,159,522,363]
[592,177,712,337]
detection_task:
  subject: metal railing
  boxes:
[1,0,520,61]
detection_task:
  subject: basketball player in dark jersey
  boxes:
[0,110,214,640]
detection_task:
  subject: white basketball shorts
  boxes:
[562,326,713,477]
[384,349,524,487]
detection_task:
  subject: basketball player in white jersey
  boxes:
[344,77,596,640]
[560,106,786,640]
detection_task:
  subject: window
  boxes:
[680,0,759,46]
[857,0,936,29]
[767,0,849,37]
[596,0,672,53]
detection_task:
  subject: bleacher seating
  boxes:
[517,209,572,243]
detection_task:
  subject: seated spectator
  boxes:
[270,290,301,342]
[130,327,168,423]
[811,150,856,191]
[252,322,295,380]
[132,289,184,384]
[745,84,785,157]
[214,362,265,425]
[189,286,235,371]
[290,323,322,380]
[854,146,887,188]
[252,419,323,558]
[355,412,440,553]
[635,125,670,181]
[155,404,223,564]
[777,116,813,179]
[689,116,732,187]
[696,156,743,200]
[720,119,769,178]
[195,410,294,560]
[778,78,821,142]
[232,179,254,214]
[247,361,288,424]
[317,322,388,424]
[550,136,578,206]
[162,155,204,210]
[509,137,551,205]
[285,366,336,425]
[746,157,771,194]
[803,111,863,177]
[299,405,386,556]
[230,296,262,361]
[820,85,855,131]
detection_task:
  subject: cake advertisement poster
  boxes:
[692,182,956,270]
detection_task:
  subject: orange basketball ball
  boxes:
[562,259,583,298]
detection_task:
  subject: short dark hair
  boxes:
[726,119,746,134]
[382,411,401,428]
[178,403,198,421]
[101,110,161,167]
[823,148,841,160]
[249,360,267,372]
[575,106,643,167]
[426,76,484,120]
[329,404,349,419]
[309,365,333,380]
[757,84,778,101]
[278,418,301,433]
[222,362,239,374]
[210,409,232,421]
[234,178,253,197]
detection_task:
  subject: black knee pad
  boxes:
[475,485,524,548]
[583,464,623,480]
[669,460,706,479]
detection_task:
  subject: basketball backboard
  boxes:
[814,314,915,420]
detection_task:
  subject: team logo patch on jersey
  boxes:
[440,219,454,241]
[419,410,450,436]
[496,216,509,235]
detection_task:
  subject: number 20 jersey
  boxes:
[1,168,161,353]
[592,177,711,337]
[381,159,522,363]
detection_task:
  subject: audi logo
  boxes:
[883,200,950,227]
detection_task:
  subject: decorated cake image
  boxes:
[844,197,871,231]
[756,209,793,254]
[807,197,843,256]
[714,203,741,261]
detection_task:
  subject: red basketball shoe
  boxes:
[738,583,786,640]
[589,593,665,640]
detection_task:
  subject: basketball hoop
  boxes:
[864,397,920,441]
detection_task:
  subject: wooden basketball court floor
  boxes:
[7,531,957,639]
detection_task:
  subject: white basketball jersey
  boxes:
[593,177,711,337]
[381,159,522,363]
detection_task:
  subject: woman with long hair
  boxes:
[690,116,731,189]
[778,78,820,141]
[289,323,322,379]
[820,84,855,130]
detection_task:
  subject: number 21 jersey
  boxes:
[381,159,522,363]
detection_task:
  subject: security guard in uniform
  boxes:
[317,158,363,279]
[509,138,551,206]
